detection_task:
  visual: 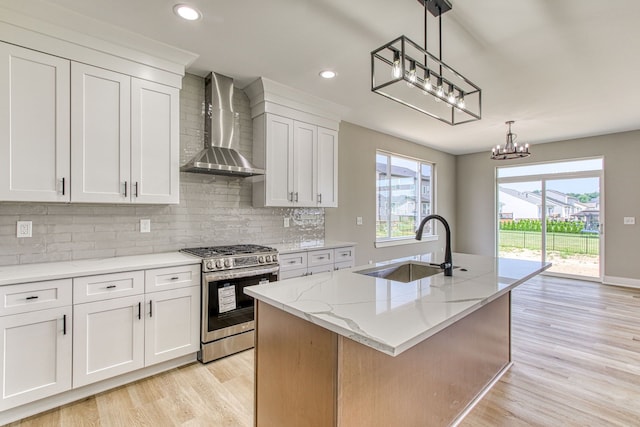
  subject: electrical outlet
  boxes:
[623,217,635,225]
[356,216,363,225]
[140,219,151,233]
[283,217,290,228]
[17,221,32,238]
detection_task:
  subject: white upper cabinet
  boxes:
[292,121,317,206]
[316,127,338,207]
[0,42,70,202]
[246,77,345,208]
[71,63,131,203]
[131,79,180,204]
[0,18,188,204]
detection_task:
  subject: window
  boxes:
[376,151,434,242]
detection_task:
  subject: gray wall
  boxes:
[456,130,640,280]
[325,122,456,266]
[0,74,323,266]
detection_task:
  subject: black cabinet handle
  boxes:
[61,177,65,196]
[138,302,141,320]
[106,285,117,289]
[26,296,39,300]
[135,182,139,197]
[295,192,299,202]
[63,314,67,335]
[124,181,128,197]
[170,276,179,280]
[149,300,153,318]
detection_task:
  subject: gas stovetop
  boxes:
[181,244,278,272]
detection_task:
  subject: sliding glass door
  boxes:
[497,159,603,280]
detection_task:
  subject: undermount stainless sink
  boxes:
[356,261,456,283]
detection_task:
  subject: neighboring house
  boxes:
[376,162,431,221]
[498,186,597,223]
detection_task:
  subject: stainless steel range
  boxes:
[181,244,279,363]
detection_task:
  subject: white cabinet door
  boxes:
[73,295,144,388]
[293,121,317,206]
[0,306,72,410]
[0,42,70,202]
[131,79,180,204]
[316,127,338,207]
[144,286,200,366]
[71,63,131,203]
[265,114,294,206]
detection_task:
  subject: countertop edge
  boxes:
[0,252,202,286]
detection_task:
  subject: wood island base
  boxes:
[254,293,511,427]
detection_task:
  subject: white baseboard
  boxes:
[0,353,197,425]
[603,275,640,289]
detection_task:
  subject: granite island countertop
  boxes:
[245,252,550,357]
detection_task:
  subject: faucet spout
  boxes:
[415,214,453,276]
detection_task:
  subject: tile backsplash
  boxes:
[0,74,324,266]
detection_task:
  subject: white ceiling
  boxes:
[5,0,640,154]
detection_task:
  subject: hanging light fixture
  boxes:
[371,0,481,125]
[491,121,531,160]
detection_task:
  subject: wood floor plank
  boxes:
[7,276,640,426]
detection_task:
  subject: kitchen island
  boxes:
[245,253,549,427]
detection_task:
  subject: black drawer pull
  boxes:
[138,302,141,320]
[170,276,179,280]
[26,296,39,300]
[63,314,67,335]
[106,285,117,289]
[149,300,153,317]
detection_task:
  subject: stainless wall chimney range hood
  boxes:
[181,72,264,177]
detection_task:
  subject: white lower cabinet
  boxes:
[279,246,355,280]
[73,294,145,388]
[144,286,200,366]
[0,306,72,411]
[73,265,200,388]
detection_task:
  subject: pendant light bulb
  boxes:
[447,84,456,104]
[457,93,466,109]
[422,70,432,94]
[392,51,401,79]
[407,61,417,87]
[436,78,444,98]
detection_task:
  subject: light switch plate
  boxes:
[17,221,32,238]
[284,217,290,228]
[140,219,151,233]
[623,217,635,225]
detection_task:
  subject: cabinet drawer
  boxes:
[334,260,354,271]
[0,279,72,316]
[334,247,355,263]
[145,264,200,293]
[308,249,333,267]
[73,271,144,304]
[278,268,308,281]
[279,253,308,272]
[308,264,334,275]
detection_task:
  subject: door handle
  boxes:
[138,302,141,320]
[149,300,153,318]
[63,314,67,335]
[295,192,299,202]
[135,182,139,197]
[124,181,128,197]
[61,177,66,196]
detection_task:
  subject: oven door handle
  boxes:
[203,265,280,282]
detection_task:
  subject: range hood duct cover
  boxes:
[181,72,264,177]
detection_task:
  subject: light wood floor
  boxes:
[8,276,640,426]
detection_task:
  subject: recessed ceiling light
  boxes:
[319,70,337,79]
[173,4,202,21]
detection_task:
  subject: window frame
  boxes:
[375,150,436,247]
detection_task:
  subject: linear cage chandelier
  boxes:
[491,121,530,160]
[371,0,481,125]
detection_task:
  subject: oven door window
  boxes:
[207,273,274,333]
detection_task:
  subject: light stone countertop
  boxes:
[270,240,356,254]
[0,252,202,286]
[245,252,550,357]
